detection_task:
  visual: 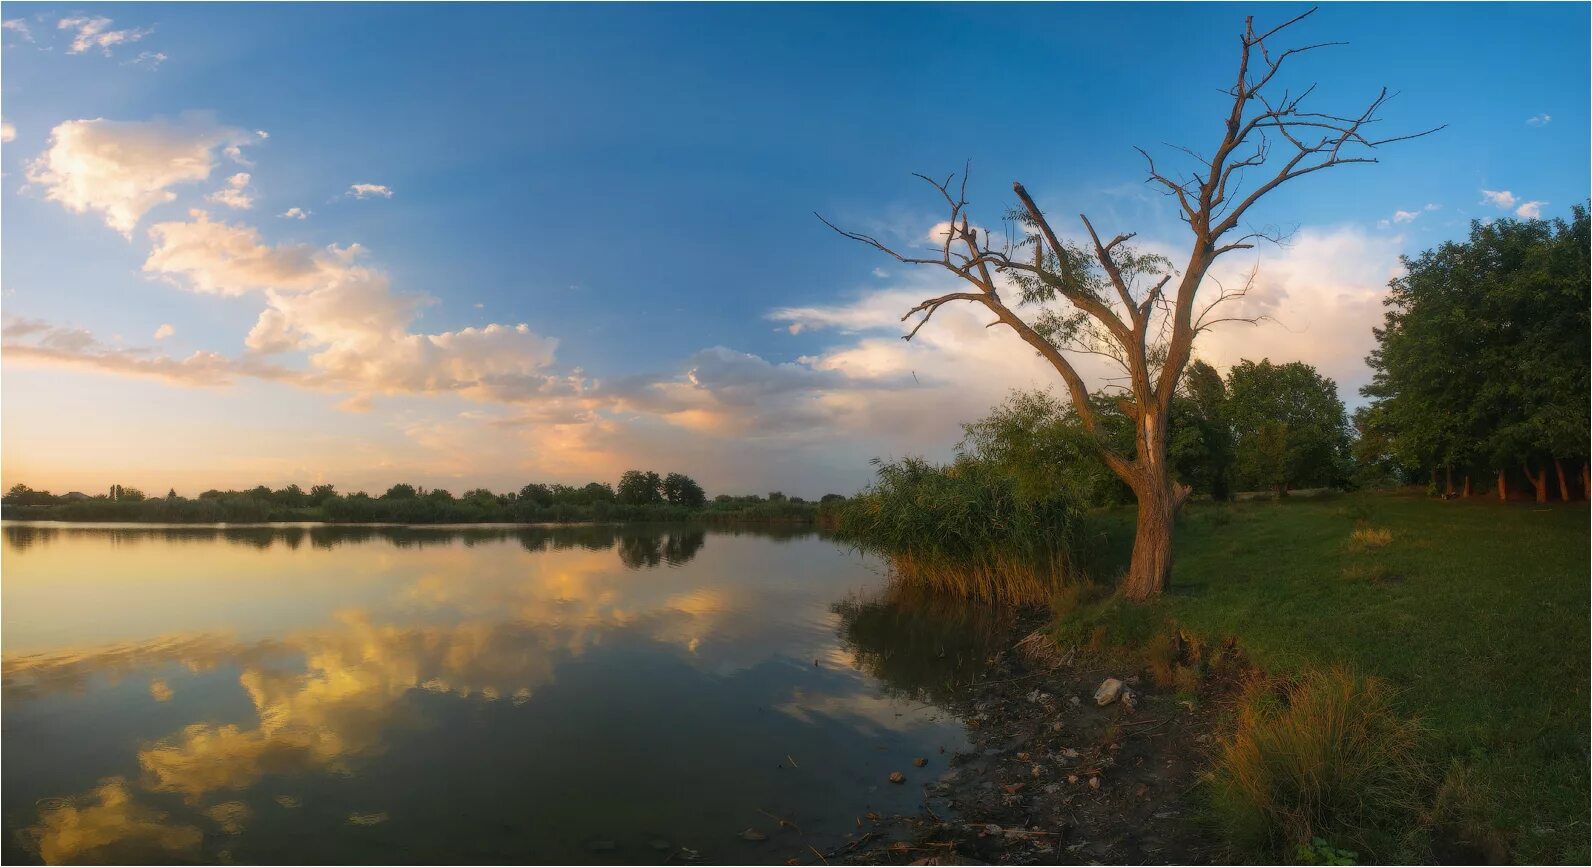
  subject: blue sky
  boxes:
[2,2,1587,496]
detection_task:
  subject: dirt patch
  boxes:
[823,617,1231,865]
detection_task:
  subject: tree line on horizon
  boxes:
[1,470,848,525]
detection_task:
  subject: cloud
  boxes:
[144,211,350,296]
[1515,200,1548,219]
[27,116,261,235]
[279,207,309,220]
[347,183,393,200]
[205,172,254,210]
[1480,189,1517,209]
[58,16,153,56]
[1,315,276,387]
[2,19,33,42]
[0,119,14,143]
[1526,113,1552,127]
[1378,203,1440,229]
[127,50,167,70]
[140,211,564,402]
[153,324,175,340]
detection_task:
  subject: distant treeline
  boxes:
[1,471,848,526]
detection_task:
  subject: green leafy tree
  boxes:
[616,471,663,505]
[308,484,337,505]
[382,483,419,500]
[1365,206,1589,501]
[661,473,706,507]
[518,483,553,506]
[1226,359,1351,496]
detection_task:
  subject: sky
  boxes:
[1,2,1587,498]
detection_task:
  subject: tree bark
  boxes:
[1444,465,1455,497]
[1554,459,1570,502]
[1122,479,1174,601]
[1497,469,1507,501]
[1462,475,1471,497]
[1523,462,1547,503]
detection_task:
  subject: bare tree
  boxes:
[820,8,1439,600]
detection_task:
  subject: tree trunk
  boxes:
[1523,462,1547,503]
[1554,459,1570,502]
[1444,465,1455,497]
[1497,469,1507,501]
[1583,463,1589,501]
[1122,481,1173,601]
[1462,475,1471,497]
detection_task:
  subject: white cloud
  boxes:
[57,16,152,56]
[26,115,259,235]
[1,119,14,143]
[144,210,361,296]
[153,323,175,340]
[347,184,393,200]
[3,19,34,42]
[1480,189,1517,209]
[127,51,167,70]
[1526,114,1552,127]
[205,172,254,210]
[1381,203,1439,228]
[279,207,309,220]
[141,211,563,403]
[1515,200,1548,219]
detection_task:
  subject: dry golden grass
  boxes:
[1348,523,1393,550]
[1143,631,1181,687]
[1206,666,1431,859]
[887,550,1071,607]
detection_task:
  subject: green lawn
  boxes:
[1094,492,1588,862]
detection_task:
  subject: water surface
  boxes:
[1,522,998,865]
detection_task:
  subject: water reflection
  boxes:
[832,585,1013,706]
[2,522,967,865]
[3,522,712,564]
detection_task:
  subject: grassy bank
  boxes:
[1062,491,1588,862]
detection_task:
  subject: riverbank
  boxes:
[824,492,1588,864]
[824,616,1231,865]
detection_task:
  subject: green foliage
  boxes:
[616,470,664,505]
[382,483,418,500]
[1295,837,1359,865]
[1,475,826,526]
[661,472,706,507]
[959,389,1132,508]
[1364,205,1590,491]
[1226,359,1351,494]
[836,454,1085,603]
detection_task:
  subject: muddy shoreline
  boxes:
[821,614,1231,865]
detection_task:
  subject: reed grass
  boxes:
[836,455,1086,604]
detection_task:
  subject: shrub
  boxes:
[836,455,1087,604]
[1206,667,1431,860]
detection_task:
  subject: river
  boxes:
[0,522,1007,865]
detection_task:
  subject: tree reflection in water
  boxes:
[832,582,1014,706]
[3,523,720,569]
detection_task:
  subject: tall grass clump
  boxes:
[836,455,1085,605]
[1206,666,1432,861]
